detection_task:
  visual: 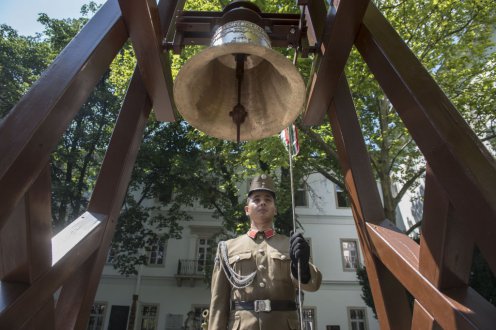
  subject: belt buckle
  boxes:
[254,299,271,312]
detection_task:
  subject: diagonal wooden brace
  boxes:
[118,0,177,122]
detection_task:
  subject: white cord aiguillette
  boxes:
[216,241,256,289]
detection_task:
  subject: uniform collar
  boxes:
[247,228,275,239]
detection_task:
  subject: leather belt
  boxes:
[232,300,297,312]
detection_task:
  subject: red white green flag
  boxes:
[280,125,300,156]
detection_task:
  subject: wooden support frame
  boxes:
[304,0,370,125]
[0,0,127,227]
[301,0,328,47]
[118,0,176,122]
[355,2,496,273]
[419,165,474,290]
[0,212,105,327]
[312,1,496,329]
[366,223,495,329]
[54,68,153,330]
[0,0,181,328]
[411,300,439,330]
[333,1,496,329]
[0,0,494,328]
[329,76,412,329]
[409,164,473,329]
[0,165,54,328]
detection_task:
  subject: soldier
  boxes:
[208,174,322,330]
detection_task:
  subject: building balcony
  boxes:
[175,259,212,287]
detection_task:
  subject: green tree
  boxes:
[0,25,51,117]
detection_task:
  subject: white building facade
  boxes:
[89,173,379,330]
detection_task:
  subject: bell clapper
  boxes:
[229,53,248,143]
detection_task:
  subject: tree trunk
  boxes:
[377,97,397,224]
[380,174,397,224]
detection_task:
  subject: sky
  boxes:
[0,0,106,36]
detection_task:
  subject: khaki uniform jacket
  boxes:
[208,233,322,330]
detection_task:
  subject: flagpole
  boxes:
[287,125,304,330]
[288,128,297,236]
[289,39,305,329]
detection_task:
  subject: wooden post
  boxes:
[355,3,496,273]
[0,0,127,228]
[328,76,412,329]
[0,165,54,328]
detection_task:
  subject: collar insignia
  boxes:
[247,228,275,239]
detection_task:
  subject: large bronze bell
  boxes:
[173,17,306,142]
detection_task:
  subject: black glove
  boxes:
[289,232,311,283]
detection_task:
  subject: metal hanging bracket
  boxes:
[163,0,317,58]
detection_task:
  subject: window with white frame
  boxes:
[165,313,183,330]
[196,238,212,273]
[341,239,359,271]
[106,246,115,264]
[139,304,159,330]
[87,302,106,330]
[326,326,340,330]
[302,307,316,330]
[295,181,309,207]
[348,307,368,330]
[146,239,167,266]
[335,184,351,208]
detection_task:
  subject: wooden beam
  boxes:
[118,0,178,122]
[50,211,104,329]
[55,67,152,330]
[0,165,55,328]
[355,3,496,273]
[54,256,97,330]
[411,165,474,328]
[329,77,384,225]
[303,0,370,125]
[18,165,54,329]
[157,0,185,36]
[302,0,328,47]
[51,212,104,265]
[0,214,104,328]
[0,196,30,282]
[0,0,128,228]
[25,165,53,281]
[367,223,496,329]
[88,73,151,214]
[328,75,412,329]
[419,165,474,290]
[411,300,440,330]
[20,299,55,330]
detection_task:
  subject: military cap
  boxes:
[248,174,276,198]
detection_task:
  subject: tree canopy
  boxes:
[1,0,494,278]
